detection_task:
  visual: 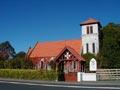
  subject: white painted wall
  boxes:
[81,24,100,54]
[82,73,97,81]
[81,24,99,35]
[77,72,97,82]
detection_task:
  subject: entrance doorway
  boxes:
[58,61,65,81]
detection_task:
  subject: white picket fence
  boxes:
[97,69,120,80]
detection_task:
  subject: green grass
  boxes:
[0,69,58,81]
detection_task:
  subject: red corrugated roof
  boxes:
[28,39,82,58]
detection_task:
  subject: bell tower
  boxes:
[80,18,102,54]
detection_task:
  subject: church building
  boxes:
[26,18,101,81]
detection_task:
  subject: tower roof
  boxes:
[80,18,101,27]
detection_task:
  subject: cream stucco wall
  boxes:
[81,24,99,54]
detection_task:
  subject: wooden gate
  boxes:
[64,72,77,82]
[57,61,77,82]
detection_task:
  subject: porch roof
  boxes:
[54,46,85,62]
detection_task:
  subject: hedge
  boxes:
[0,69,58,81]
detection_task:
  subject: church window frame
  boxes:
[90,26,93,34]
[92,43,95,53]
[73,61,77,70]
[71,61,77,72]
[86,26,89,34]
[86,43,89,53]
[73,61,76,69]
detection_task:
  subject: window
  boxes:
[71,61,77,72]
[87,26,89,34]
[86,43,89,53]
[86,26,93,34]
[90,26,93,34]
[92,43,95,53]
[73,61,76,69]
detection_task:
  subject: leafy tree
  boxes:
[0,60,4,68]
[12,51,33,69]
[0,41,16,60]
[98,23,120,68]
[0,41,33,69]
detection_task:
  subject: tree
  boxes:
[0,41,16,60]
[0,41,33,69]
[98,23,120,68]
[12,51,33,69]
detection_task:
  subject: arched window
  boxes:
[90,26,93,34]
[87,26,89,34]
[92,43,95,53]
[86,43,89,53]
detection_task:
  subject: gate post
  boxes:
[77,72,83,82]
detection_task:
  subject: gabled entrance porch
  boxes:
[54,46,85,82]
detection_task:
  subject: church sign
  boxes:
[89,58,97,71]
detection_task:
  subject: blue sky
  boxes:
[0,0,120,53]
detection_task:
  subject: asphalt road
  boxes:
[0,79,120,90]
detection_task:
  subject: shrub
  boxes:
[0,69,57,81]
